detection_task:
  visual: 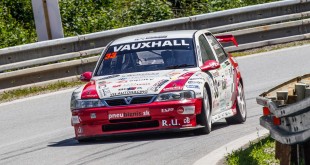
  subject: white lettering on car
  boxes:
[152,41,162,47]
[140,42,151,49]
[184,117,190,124]
[162,120,168,126]
[171,119,179,126]
[161,108,174,113]
[113,40,190,52]
[162,40,173,47]
[121,44,131,51]
[132,43,141,50]
[161,119,179,126]
[173,40,181,46]
[108,110,150,120]
[114,45,123,52]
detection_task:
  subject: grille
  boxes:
[102,120,159,132]
[109,117,152,123]
[105,99,126,106]
[104,95,155,106]
[131,96,154,104]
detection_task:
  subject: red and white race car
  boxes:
[70,30,247,142]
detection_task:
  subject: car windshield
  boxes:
[94,38,196,76]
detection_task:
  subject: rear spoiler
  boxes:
[216,35,238,47]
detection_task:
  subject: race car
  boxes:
[70,30,247,142]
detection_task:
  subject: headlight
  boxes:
[71,99,105,110]
[155,91,195,102]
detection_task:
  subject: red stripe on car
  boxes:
[81,81,99,99]
[160,72,195,93]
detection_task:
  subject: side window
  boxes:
[205,34,227,63]
[198,34,216,63]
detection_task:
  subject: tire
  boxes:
[226,83,247,124]
[194,87,212,135]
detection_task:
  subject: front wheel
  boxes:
[226,83,247,124]
[194,88,212,135]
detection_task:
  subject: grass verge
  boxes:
[231,39,310,57]
[225,136,279,165]
[0,81,85,103]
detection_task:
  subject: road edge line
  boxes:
[193,128,269,165]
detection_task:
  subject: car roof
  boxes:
[111,30,200,45]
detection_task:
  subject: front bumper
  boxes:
[71,98,203,139]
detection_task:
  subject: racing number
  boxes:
[104,52,117,60]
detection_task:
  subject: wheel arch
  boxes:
[204,82,212,112]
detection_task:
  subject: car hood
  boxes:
[91,68,199,99]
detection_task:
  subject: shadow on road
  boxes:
[48,121,230,147]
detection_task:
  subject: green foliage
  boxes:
[60,0,173,36]
[0,0,36,48]
[0,0,279,49]
[226,136,279,165]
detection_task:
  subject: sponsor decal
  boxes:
[125,73,159,77]
[78,126,83,134]
[112,84,121,88]
[161,119,180,127]
[117,80,128,83]
[72,116,81,124]
[185,85,200,89]
[110,90,147,96]
[129,79,154,82]
[187,81,203,84]
[149,79,169,92]
[184,117,190,124]
[162,86,182,91]
[222,79,227,90]
[212,79,219,98]
[167,72,181,77]
[122,83,151,87]
[98,81,111,87]
[102,87,111,96]
[108,109,150,120]
[118,77,127,80]
[212,71,220,77]
[161,108,174,113]
[196,92,202,96]
[118,87,142,91]
[99,75,120,80]
[113,39,190,52]
[90,113,96,119]
[134,35,167,41]
[189,77,204,80]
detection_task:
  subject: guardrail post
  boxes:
[257,74,310,165]
[275,142,297,165]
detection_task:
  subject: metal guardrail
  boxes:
[256,74,310,164]
[1,0,310,91]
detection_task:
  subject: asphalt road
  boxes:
[1,45,310,165]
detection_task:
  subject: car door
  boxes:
[197,34,223,115]
[204,33,235,112]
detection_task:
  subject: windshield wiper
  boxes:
[165,64,195,69]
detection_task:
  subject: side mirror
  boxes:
[80,72,92,82]
[216,35,238,47]
[200,60,220,72]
